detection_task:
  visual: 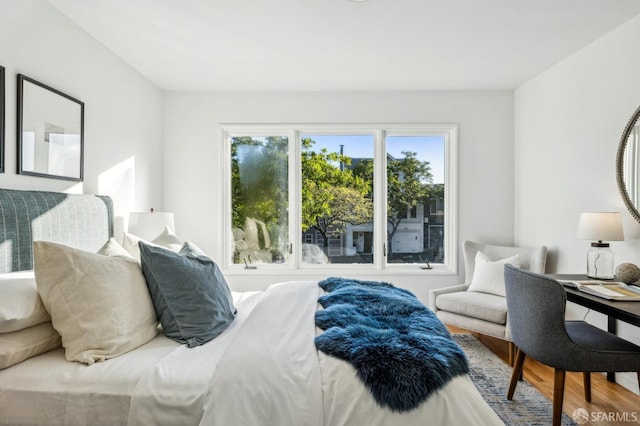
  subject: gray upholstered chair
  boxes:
[428,241,547,364]
[504,264,640,426]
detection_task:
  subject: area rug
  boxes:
[454,333,576,425]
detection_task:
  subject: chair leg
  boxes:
[507,348,526,400]
[553,369,566,426]
[508,341,515,366]
[515,345,523,381]
[583,372,591,402]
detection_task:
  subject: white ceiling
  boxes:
[46,0,640,91]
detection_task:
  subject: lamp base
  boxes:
[586,243,614,280]
[586,273,614,280]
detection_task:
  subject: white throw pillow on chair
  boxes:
[467,251,520,297]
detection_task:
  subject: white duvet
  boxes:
[0,281,503,426]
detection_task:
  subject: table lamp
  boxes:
[577,212,624,279]
[128,208,175,241]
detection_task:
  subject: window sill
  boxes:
[222,263,456,277]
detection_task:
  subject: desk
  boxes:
[550,274,640,331]
[550,274,640,382]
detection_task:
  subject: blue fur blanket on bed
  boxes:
[314,277,469,412]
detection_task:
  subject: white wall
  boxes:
[0,0,164,235]
[515,15,640,393]
[163,90,514,301]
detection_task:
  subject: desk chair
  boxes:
[504,264,640,426]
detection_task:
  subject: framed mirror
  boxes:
[0,65,5,173]
[17,74,84,181]
[616,104,640,222]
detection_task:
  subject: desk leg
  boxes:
[607,316,616,383]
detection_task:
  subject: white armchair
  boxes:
[429,241,547,364]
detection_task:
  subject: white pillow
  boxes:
[467,251,521,297]
[123,226,183,261]
[0,271,51,333]
[151,226,182,252]
[0,322,61,369]
[98,237,135,260]
[33,241,158,365]
[122,232,145,261]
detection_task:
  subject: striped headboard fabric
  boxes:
[0,189,114,273]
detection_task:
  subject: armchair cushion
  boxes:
[467,252,520,297]
[427,283,468,312]
[435,291,507,325]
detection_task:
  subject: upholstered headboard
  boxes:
[0,188,114,273]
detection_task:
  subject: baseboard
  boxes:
[616,372,640,396]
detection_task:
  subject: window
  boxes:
[223,124,457,272]
[229,135,289,265]
[301,134,374,264]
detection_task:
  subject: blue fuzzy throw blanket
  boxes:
[314,277,469,412]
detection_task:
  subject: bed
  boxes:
[0,188,503,425]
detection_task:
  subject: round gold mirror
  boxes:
[616,105,640,222]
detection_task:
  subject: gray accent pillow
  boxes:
[139,241,236,347]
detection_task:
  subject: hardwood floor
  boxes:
[448,326,640,425]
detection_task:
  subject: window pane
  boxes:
[300,135,374,264]
[386,135,445,264]
[231,136,289,265]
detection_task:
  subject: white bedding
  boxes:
[0,283,502,426]
[0,291,261,426]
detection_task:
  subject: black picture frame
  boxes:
[0,66,5,173]
[17,74,84,181]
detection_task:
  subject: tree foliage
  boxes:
[231,136,288,230]
[301,138,372,246]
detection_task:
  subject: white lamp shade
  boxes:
[128,211,175,241]
[576,212,624,242]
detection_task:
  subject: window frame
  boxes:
[221,123,458,276]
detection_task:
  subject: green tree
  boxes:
[386,151,433,257]
[301,138,372,248]
[308,185,373,248]
[429,183,445,207]
[351,158,374,195]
